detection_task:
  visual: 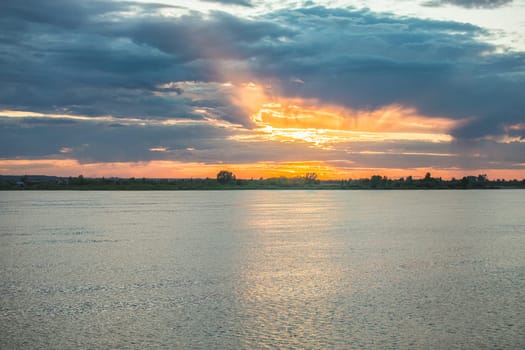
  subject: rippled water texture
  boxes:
[1,190,524,348]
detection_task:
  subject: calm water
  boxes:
[1,190,524,349]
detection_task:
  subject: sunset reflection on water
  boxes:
[1,190,524,348]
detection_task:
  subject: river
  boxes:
[1,190,524,348]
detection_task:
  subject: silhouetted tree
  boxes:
[477,174,487,183]
[216,170,235,184]
[304,173,319,184]
[370,175,382,188]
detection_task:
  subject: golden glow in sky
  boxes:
[1,79,523,180]
[1,0,524,180]
[245,101,458,146]
[2,158,525,180]
[0,81,523,180]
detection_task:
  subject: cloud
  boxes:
[0,115,330,164]
[200,0,254,7]
[125,11,291,62]
[0,115,235,163]
[0,0,524,170]
[0,1,289,124]
[422,0,513,8]
[1,114,524,172]
[247,6,525,139]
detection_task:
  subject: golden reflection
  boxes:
[232,193,348,347]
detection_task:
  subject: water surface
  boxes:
[1,190,524,348]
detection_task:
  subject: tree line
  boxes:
[1,172,524,190]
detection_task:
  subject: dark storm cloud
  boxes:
[0,116,335,164]
[201,0,254,7]
[0,0,288,124]
[249,6,525,139]
[1,0,525,165]
[124,11,291,62]
[2,115,524,171]
[0,116,235,162]
[422,0,513,8]
[336,139,525,170]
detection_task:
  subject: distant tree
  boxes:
[477,174,487,183]
[421,172,434,188]
[370,175,382,188]
[217,170,235,184]
[304,173,319,184]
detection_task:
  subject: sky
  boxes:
[1,0,525,179]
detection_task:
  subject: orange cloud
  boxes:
[253,101,460,133]
[228,82,466,147]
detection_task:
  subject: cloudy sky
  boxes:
[1,0,524,179]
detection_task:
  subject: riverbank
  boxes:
[2,174,524,190]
